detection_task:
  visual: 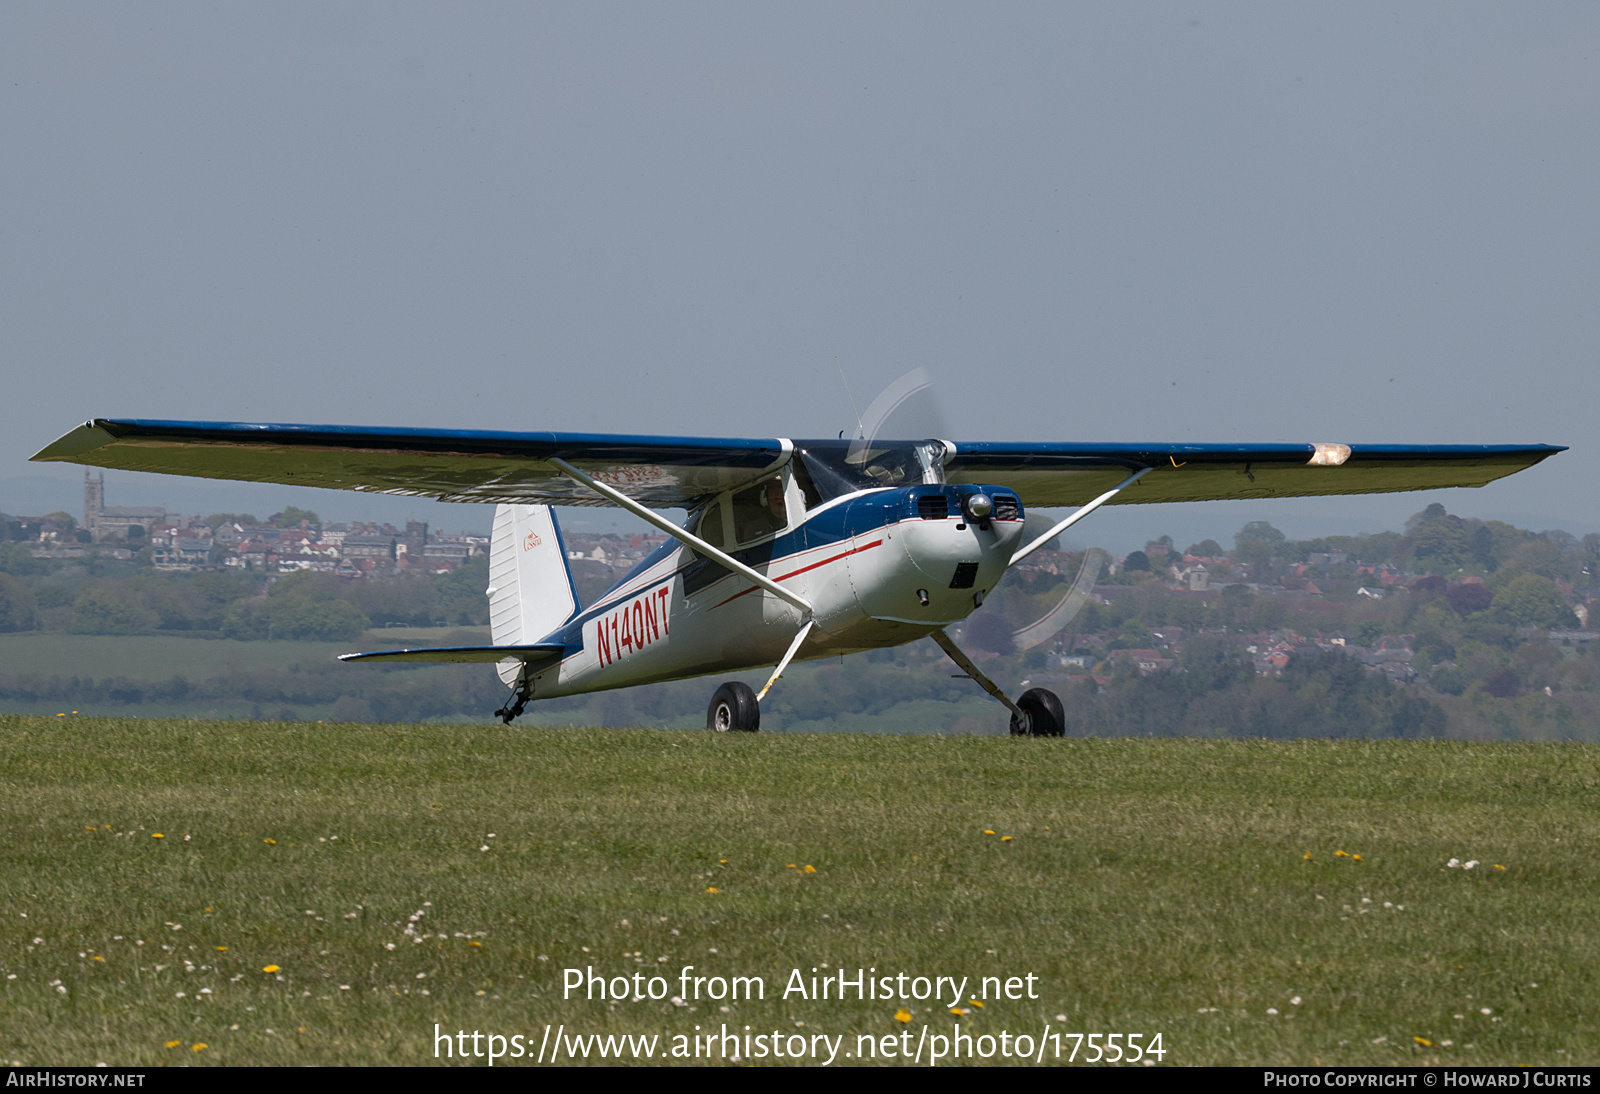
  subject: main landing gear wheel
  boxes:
[708,681,760,732]
[1009,687,1065,738]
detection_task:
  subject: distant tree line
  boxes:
[1057,643,1446,738]
[0,553,490,638]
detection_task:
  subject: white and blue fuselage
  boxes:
[524,475,1026,700]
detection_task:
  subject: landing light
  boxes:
[962,492,993,521]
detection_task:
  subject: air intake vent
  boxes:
[949,562,980,589]
[917,495,949,520]
[993,496,1019,520]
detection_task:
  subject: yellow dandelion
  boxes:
[983,829,995,835]
[165,1041,181,1049]
[215,946,227,952]
[786,863,797,869]
[91,956,104,962]
[263,838,276,845]
[895,1009,912,1023]
[1414,1037,1432,1047]
[1334,850,1348,857]
[262,964,280,973]
[191,1043,207,1052]
[803,865,816,873]
[85,826,96,831]
[1494,864,1507,871]
[1352,854,1362,861]
[297,1027,306,1034]
[705,887,720,894]
[467,941,482,947]
[1000,836,1013,842]
[1302,852,1312,860]
[152,833,164,839]
[719,859,728,864]
[970,999,984,1008]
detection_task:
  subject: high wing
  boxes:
[941,441,1565,507]
[31,419,790,507]
[31,419,1562,509]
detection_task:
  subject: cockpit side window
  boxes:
[730,477,787,545]
[695,500,727,551]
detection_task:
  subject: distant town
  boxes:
[8,470,664,578]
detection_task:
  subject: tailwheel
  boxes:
[494,675,533,725]
[707,681,760,732]
[1009,687,1065,737]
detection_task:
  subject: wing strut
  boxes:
[548,457,814,615]
[756,618,816,702]
[1007,466,1152,569]
[930,628,1026,721]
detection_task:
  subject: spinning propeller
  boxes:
[846,367,1107,652]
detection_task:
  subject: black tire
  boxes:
[1009,687,1065,737]
[707,681,760,732]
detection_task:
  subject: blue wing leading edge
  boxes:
[30,419,1564,509]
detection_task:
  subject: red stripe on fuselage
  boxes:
[709,539,884,610]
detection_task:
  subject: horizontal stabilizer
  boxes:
[338,643,566,665]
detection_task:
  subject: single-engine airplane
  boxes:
[32,419,1563,735]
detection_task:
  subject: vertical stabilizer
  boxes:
[488,504,579,684]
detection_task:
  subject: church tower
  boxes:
[84,470,104,536]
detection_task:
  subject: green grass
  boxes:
[0,634,354,678]
[1,716,1597,1067]
[0,629,490,681]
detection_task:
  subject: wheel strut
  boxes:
[930,628,1028,724]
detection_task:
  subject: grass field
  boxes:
[1,715,1596,1067]
[0,630,493,680]
[0,634,355,678]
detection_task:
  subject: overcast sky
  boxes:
[3,3,1595,550]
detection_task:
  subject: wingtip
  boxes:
[29,420,111,463]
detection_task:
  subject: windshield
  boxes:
[792,439,946,507]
